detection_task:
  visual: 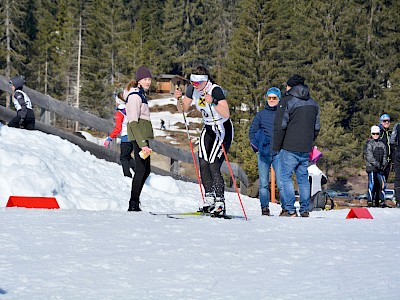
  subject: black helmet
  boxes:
[9,75,25,90]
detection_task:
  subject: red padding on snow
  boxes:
[346,208,373,219]
[6,196,59,209]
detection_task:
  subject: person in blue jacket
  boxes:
[249,87,282,216]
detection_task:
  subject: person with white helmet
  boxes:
[8,75,35,130]
[365,125,388,207]
[104,88,135,178]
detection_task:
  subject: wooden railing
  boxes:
[0,75,248,193]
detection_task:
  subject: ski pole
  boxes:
[176,82,205,204]
[206,101,248,221]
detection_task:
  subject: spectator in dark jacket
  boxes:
[273,74,320,217]
[390,122,400,205]
[249,87,283,216]
[365,125,387,207]
[378,113,392,181]
[8,76,35,130]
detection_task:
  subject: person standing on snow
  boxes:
[390,121,400,205]
[273,74,320,217]
[365,125,387,207]
[160,119,166,130]
[249,87,283,216]
[124,66,154,212]
[378,113,392,181]
[104,89,135,178]
[8,75,35,130]
[174,66,233,216]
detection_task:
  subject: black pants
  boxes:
[382,162,391,181]
[120,141,135,178]
[129,141,151,209]
[198,120,233,199]
[199,156,225,198]
[8,112,35,130]
[394,147,400,201]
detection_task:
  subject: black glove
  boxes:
[19,118,25,128]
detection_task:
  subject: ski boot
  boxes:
[210,197,225,218]
[201,193,216,213]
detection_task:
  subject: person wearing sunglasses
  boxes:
[365,125,388,207]
[378,114,393,181]
[8,75,36,130]
[249,87,283,216]
[174,66,233,216]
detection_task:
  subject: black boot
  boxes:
[128,200,141,212]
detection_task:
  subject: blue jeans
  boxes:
[258,152,282,209]
[367,171,386,203]
[279,150,310,214]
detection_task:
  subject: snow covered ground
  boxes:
[148,96,201,138]
[1,120,400,299]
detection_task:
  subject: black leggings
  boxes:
[130,141,151,204]
[199,156,225,198]
[198,119,233,199]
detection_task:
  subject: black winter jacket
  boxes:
[273,85,320,153]
[365,138,387,172]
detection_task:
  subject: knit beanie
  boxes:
[135,66,152,82]
[287,74,305,87]
[266,87,281,99]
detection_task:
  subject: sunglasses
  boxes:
[267,96,278,100]
[191,81,202,87]
[371,133,380,135]
[382,120,390,123]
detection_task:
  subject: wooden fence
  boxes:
[0,75,248,193]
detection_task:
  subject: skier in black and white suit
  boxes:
[8,75,35,130]
[175,66,234,215]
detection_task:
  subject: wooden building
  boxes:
[155,74,188,94]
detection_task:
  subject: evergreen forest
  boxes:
[1,0,399,186]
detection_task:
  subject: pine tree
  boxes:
[350,0,400,135]
[159,0,186,74]
[79,0,113,117]
[0,0,29,107]
[317,101,360,179]
[223,0,272,121]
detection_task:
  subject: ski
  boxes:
[149,211,245,220]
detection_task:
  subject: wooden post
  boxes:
[170,158,179,174]
[271,166,276,203]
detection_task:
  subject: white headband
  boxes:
[190,74,208,82]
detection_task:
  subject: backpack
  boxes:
[308,165,334,211]
[310,190,335,211]
[125,90,147,104]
